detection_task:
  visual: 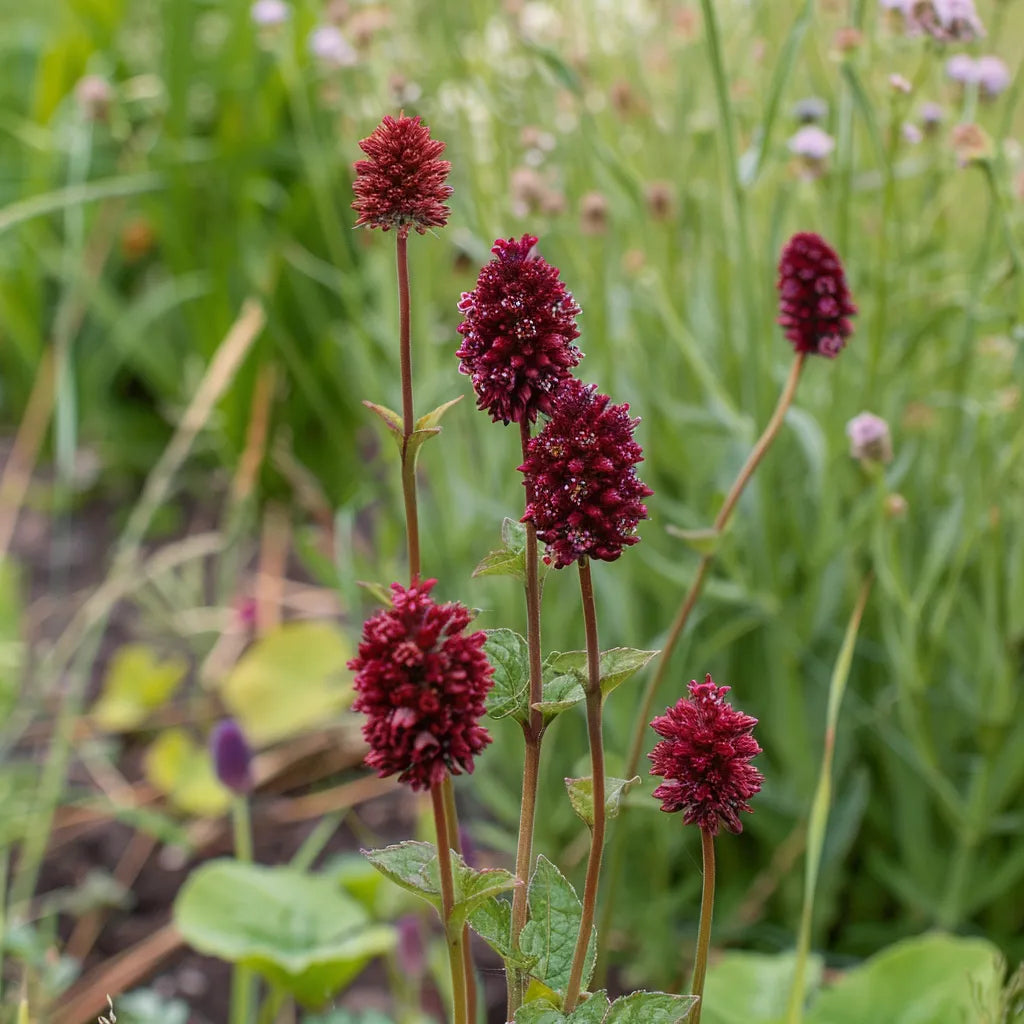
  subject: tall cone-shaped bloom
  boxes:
[649,675,763,835]
[519,378,652,568]
[352,114,452,235]
[777,232,857,357]
[457,234,582,425]
[349,580,493,791]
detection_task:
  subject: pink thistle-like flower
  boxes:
[349,580,493,791]
[519,379,652,568]
[456,235,582,425]
[352,115,452,236]
[648,675,763,835]
[777,232,857,357]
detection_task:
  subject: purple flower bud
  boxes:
[308,25,357,67]
[788,125,836,161]
[920,101,945,131]
[75,75,114,121]
[211,719,254,794]
[976,56,1010,97]
[250,0,290,26]
[846,412,893,463]
[902,122,924,145]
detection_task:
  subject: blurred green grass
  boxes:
[0,0,1022,993]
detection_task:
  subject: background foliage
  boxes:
[0,0,1022,1009]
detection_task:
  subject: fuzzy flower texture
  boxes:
[777,232,857,358]
[349,580,493,791]
[352,114,452,236]
[457,235,583,425]
[520,379,652,568]
[649,675,764,836]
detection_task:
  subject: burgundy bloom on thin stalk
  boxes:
[352,114,452,236]
[456,234,582,425]
[210,719,254,795]
[648,675,763,835]
[349,580,493,791]
[519,379,652,568]
[777,232,857,358]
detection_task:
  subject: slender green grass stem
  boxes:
[689,828,716,1024]
[231,796,256,1024]
[431,784,470,1024]
[563,559,605,1014]
[784,576,872,1024]
[509,420,546,1017]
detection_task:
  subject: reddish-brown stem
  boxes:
[508,419,546,1018]
[563,558,605,1013]
[431,783,469,1024]
[690,828,717,1024]
[624,352,807,780]
[441,777,478,1024]
[396,231,421,581]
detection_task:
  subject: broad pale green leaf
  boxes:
[515,1000,566,1024]
[144,729,230,817]
[415,394,463,430]
[219,621,353,744]
[484,629,531,723]
[570,992,612,1023]
[469,897,538,971]
[473,517,528,581]
[174,860,395,1008]
[363,842,519,929]
[564,776,641,827]
[534,674,586,722]
[92,644,187,732]
[702,950,818,1024]
[520,857,595,995]
[604,991,698,1023]
[804,933,1002,1024]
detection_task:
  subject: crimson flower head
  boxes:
[519,379,652,569]
[349,579,493,791]
[777,232,857,357]
[648,675,763,836]
[456,235,582,425]
[352,114,452,236]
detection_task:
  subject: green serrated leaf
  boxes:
[469,897,538,971]
[564,776,641,827]
[595,649,659,697]
[415,395,463,431]
[484,629,531,723]
[355,581,394,608]
[520,857,596,996]
[473,517,529,581]
[516,998,566,1024]
[533,673,586,722]
[665,524,721,555]
[362,843,518,929]
[540,649,658,699]
[571,992,612,1023]
[604,990,698,1023]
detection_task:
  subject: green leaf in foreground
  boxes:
[92,644,187,732]
[173,860,394,1008]
[540,648,659,700]
[484,629,531,722]
[362,842,519,929]
[468,897,538,971]
[520,856,595,995]
[515,990,695,1024]
[533,673,586,722]
[416,394,463,430]
[564,776,641,827]
[804,932,1002,1024]
[473,517,529,581]
[701,950,819,1024]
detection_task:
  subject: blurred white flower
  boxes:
[846,412,893,463]
[976,56,1011,97]
[251,0,290,26]
[946,53,977,83]
[902,122,923,144]
[889,73,912,93]
[75,75,114,121]
[788,125,836,160]
[308,25,357,67]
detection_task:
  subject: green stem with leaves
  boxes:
[564,558,605,1013]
